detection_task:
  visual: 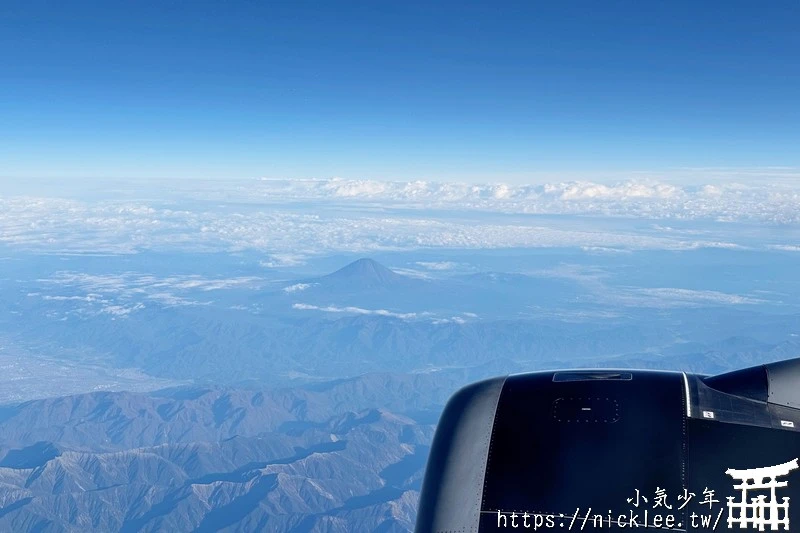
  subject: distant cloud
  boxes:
[580,246,632,254]
[431,316,467,325]
[611,287,769,308]
[160,277,264,291]
[292,303,419,320]
[387,268,431,279]
[41,272,266,293]
[101,303,145,317]
[30,272,266,315]
[548,181,681,200]
[415,261,461,271]
[39,294,107,303]
[525,265,774,309]
[768,244,800,252]
[248,177,800,223]
[323,179,390,197]
[260,254,307,268]
[0,177,797,257]
[291,303,479,323]
[527,264,609,284]
[283,283,314,293]
[147,292,212,307]
[1,196,748,255]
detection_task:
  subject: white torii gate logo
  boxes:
[726,458,799,531]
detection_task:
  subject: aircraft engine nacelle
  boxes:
[415,359,800,533]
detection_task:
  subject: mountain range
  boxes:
[0,255,797,531]
[0,374,449,532]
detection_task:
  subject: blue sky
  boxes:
[1,1,799,182]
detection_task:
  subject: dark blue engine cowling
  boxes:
[415,359,800,533]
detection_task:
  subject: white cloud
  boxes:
[41,272,266,294]
[292,303,419,320]
[323,178,390,197]
[548,181,681,200]
[523,307,625,321]
[701,184,724,196]
[291,303,480,323]
[580,246,632,254]
[0,177,798,258]
[101,303,145,317]
[386,267,431,279]
[6,197,743,255]
[524,266,774,309]
[283,283,314,293]
[611,287,769,308]
[432,316,467,325]
[40,294,107,303]
[147,292,212,307]
[415,261,461,271]
[31,272,265,314]
[768,244,800,252]
[526,264,609,284]
[160,277,263,291]
[247,177,800,223]
[260,253,307,268]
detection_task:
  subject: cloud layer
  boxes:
[0,178,797,257]
[251,177,800,223]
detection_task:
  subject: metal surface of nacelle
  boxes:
[416,358,800,533]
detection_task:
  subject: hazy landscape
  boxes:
[0,177,797,530]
